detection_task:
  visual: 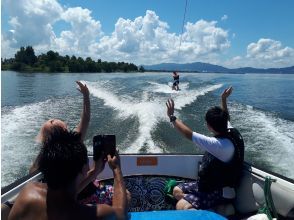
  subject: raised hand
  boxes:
[74,81,90,142]
[166,99,175,117]
[221,86,233,100]
[76,81,89,97]
[221,86,233,116]
[107,151,121,171]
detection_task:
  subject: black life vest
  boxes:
[173,75,179,81]
[198,128,244,192]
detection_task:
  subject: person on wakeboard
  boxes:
[172,71,180,91]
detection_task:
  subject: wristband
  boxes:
[169,115,177,122]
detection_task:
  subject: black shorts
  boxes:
[173,81,179,86]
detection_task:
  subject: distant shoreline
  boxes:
[3,70,294,75]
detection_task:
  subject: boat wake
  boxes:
[86,81,222,153]
[1,97,83,185]
[231,103,294,179]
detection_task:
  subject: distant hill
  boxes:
[143,62,294,74]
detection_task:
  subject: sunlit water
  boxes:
[1,71,294,187]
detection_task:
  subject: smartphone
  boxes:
[93,134,116,160]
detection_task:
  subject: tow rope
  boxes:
[178,0,188,57]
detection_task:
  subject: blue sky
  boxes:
[2,0,294,68]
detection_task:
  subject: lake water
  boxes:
[1,71,294,187]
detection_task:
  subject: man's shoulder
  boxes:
[18,182,47,204]
[9,182,47,219]
[23,181,47,192]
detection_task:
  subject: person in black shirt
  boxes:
[172,71,180,91]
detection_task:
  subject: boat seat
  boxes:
[209,186,236,217]
[211,202,235,217]
[128,210,226,220]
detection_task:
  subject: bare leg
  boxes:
[173,186,184,200]
[173,186,196,210]
[176,199,195,210]
[126,190,132,207]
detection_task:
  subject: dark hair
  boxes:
[205,106,229,134]
[38,129,88,189]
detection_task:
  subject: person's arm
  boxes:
[75,81,90,142]
[166,99,193,140]
[106,152,127,220]
[221,86,233,119]
[29,153,41,174]
[77,157,106,194]
[192,132,234,162]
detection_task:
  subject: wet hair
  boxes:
[38,129,88,189]
[37,119,67,143]
[205,106,229,134]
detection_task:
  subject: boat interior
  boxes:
[2,154,294,219]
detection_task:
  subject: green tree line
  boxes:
[1,46,145,73]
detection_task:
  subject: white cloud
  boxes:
[1,35,17,58]
[221,15,228,21]
[224,39,294,68]
[2,2,231,65]
[3,0,63,48]
[247,38,294,60]
[182,20,230,55]
[52,7,103,56]
[90,13,231,64]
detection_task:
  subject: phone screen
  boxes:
[93,135,116,160]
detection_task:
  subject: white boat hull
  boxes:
[2,154,294,219]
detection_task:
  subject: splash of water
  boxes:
[86,81,222,153]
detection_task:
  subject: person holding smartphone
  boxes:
[9,129,128,220]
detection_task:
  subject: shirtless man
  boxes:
[2,81,92,219]
[8,130,128,220]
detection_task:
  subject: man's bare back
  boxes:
[8,182,106,220]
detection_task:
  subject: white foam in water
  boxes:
[1,101,53,185]
[147,81,190,94]
[231,103,294,178]
[86,81,222,153]
[173,84,223,110]
[1,98,81,186]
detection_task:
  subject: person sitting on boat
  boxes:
[30,81,90,173]
[165,86,244,210]
[28,81,123,206]
[8,129,128,220]
[172,71,180,91]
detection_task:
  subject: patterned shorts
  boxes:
[79,179,114,205]
[177,180,223,209]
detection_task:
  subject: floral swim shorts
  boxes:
[177,180,223,209]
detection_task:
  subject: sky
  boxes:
[1,0,294,68]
